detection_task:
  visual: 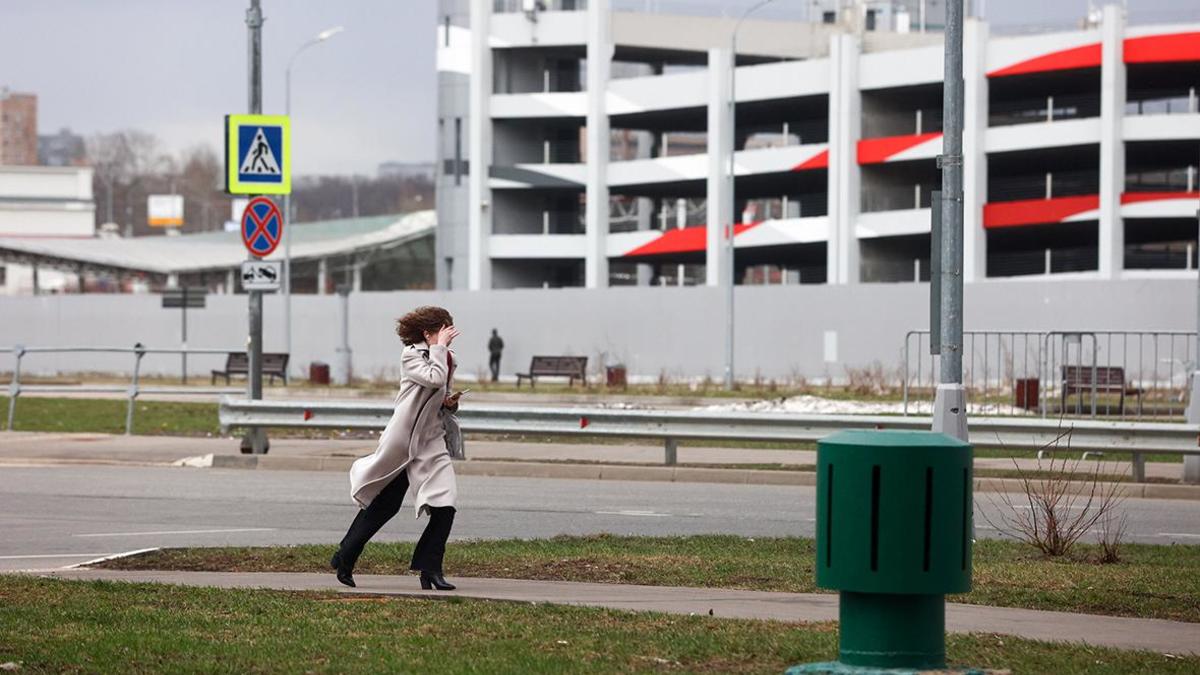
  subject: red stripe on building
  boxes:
[856,132,941,165]
[1124,32,1200,64]
[987,43,1102,78]
[1120,191,1200,204]
[793,149,829,171]
[983,195,1099,229]
[623,222,761,257]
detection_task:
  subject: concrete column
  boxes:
[351,260,363,292]
[1098,4,1126,279]
[226,268,235,294]
[635,130,654,286]
[166,273,179,289]
[963,18,990,282]
[31,264,39,295]
[584,0,611,288]
[467,0,493,290]
[828,33,862,285]
[317,258,328,295]
[706,47,733,287]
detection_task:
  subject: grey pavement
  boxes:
[0,432,1185,481]
[2,464,1199,574]
[33,568,1200,656]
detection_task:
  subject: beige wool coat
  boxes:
[349,342,458,516]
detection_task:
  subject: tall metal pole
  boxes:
[725,33,736,390]
[1186,150,1200,483]
[243,0,268,454]
[932,0,968,441]
[284,66,292,359]
[723,0,777,391]
[282,26,343,359]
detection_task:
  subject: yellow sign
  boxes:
[225,114,291,195]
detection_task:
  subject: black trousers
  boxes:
[489,353,501,381]
[338,469,456,573]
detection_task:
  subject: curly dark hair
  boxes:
[395,306,454,346]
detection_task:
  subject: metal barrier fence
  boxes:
[903,330,1198,420]
[5,345,243,435]
[218,398,1200,482]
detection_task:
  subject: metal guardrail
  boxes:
[5,345,243,435]
[218,398,1200,483]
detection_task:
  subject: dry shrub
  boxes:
[982,427,1127,558]
[844,361,889,396]
[655,369,670,394]
[1096,512,1128,564]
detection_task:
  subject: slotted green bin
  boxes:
[792,429,974,673]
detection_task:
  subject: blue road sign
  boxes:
[225,114,292,195]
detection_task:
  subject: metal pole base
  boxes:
[240,428,270,455]
[932,384,968,442]
[1185,372,1200,485]
[788,590,991,674]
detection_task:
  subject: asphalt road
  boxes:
[2,465,1198,572]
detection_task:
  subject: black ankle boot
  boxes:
[419,571,456,591]
[330,550,356,588]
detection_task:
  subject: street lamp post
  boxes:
[724,0,778,390]
[284,25,344,356]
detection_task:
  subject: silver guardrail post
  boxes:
[1131,450,1145,484]
[125,343,146,435]
[6,345,24,432]
[664,437,677,466]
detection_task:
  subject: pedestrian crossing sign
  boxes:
[225,114,291,195]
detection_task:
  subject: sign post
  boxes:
[228,0,290,455]
[161,287,207,384]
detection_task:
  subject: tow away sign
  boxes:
[241,260,282,291]
[226,114,291,195]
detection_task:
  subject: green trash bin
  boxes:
[791,429,974,673]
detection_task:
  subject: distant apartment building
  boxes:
[435,1,1200,290]
[38,127,87,167]
[0,88,37,165]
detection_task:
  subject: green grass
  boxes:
[98,535,1200,624]
[0,396,220,436]
[0,576,1194,674]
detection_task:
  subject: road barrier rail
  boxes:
[5,345,244,434]
[218,398,1200,483]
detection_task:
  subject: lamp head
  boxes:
[316,26,345,42]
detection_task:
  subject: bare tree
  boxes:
[87,130,171,235]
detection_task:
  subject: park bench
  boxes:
[212,352,290,386]
[1060,365,1143,415]
[516,356,588,388]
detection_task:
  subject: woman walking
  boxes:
[331,305,463,591]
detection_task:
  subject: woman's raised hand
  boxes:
[434,324,460,347]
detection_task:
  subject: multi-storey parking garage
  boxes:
[435,1,1199,290]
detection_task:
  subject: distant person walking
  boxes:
[332,306,464,591]
[488,328,504,382]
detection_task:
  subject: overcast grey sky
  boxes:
[1,1,1195,177]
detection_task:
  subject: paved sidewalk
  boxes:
[35,568,1200,656]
